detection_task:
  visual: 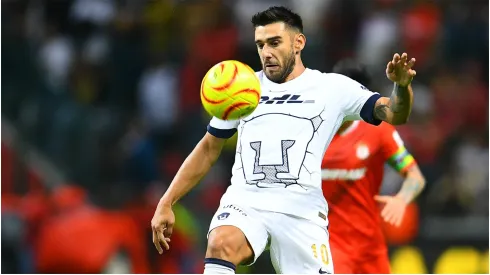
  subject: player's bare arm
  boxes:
[375,164,425,227]
[374,53,416,125]
[151,133,226,254]
[397,164,426,204]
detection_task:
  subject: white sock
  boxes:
[204,258,236,274]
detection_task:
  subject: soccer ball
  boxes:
[201,60,261,120]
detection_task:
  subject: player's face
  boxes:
[255,22,296,83]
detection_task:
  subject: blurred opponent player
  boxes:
[322,59,426,274]
[151,6,418,274]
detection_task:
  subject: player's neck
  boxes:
[337,121,354,135]
[285,60,306,82]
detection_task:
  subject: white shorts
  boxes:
[208,202,334,274]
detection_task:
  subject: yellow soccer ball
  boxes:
[201,60,261,120]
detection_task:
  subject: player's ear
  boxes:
[294,33,306,55]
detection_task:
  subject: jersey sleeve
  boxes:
[379,124,416,174]
[334,74,382,126]
[207,117,239,139]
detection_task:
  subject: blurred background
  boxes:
[1,0,489,273]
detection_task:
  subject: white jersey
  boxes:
[207,68,381,226]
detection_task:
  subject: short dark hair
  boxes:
[251,6,303,33]
[332,58,371,87]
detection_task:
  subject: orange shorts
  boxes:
[331,242,391,274]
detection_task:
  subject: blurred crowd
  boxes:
[2,0,488,273]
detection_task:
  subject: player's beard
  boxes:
[264,49,296,84]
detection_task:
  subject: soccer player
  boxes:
[151,6,417,274]
[321,58,426,274]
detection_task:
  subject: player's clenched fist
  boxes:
[386,53,416,87]
[151,203,175,254]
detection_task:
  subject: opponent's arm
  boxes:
[375,129,425,226]
[384,137,426,203]
[373,53,416,125]
[375,162,425,227]
[159,132,226,207]
[396,164,426,204]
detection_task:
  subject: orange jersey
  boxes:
[322,121,415,258]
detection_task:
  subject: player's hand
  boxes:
[386,53,416,87]
[374,195,407,227]
[151,202,175,254]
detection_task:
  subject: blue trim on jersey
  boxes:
[360,93,382,126]
[207,125,237,139]
[204,258,236,271]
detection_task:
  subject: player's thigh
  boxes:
[208,203,269,265]
[268,213,334,274]
[358,252,391,274]
[329,241,356,274]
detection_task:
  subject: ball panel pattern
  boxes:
[200,60,261,120]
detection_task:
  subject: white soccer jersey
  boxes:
[207,68,381,226]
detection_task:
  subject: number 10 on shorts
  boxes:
[311,244,330,265]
